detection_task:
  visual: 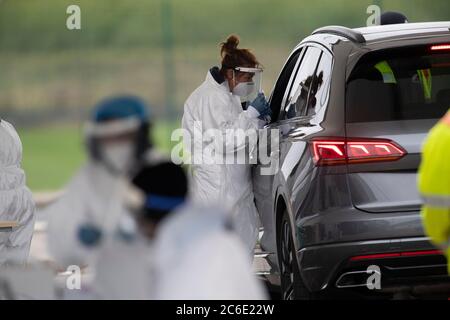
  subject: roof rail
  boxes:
[312,26,366,44]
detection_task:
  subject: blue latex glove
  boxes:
[78,223,102,248]
[249,93,270,115]
[258,104,272,120]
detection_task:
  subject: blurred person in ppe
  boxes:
[418,109,450,274]
[153,203,268,300]
[91,161,266,300]
[90,160,186,300]
[45,96,164,270]
[181,34,271,255]
[124,162,266,300]
[0,119,35,266]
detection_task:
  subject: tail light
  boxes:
[430,44,450,51]
[311,138,406,166]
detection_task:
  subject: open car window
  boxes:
[268,48,304,122]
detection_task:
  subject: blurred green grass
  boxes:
[20,122,177,191]
[20,125,85,191]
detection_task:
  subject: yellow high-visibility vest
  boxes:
[418,109,450,274]
[374,61,432,101]
[417,69,432,100]
[374,61,397,84]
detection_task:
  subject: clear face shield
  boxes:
[234,66,263,104]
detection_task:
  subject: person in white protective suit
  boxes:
[90,160,187,300]
[45,96,164,270]
[0,119,35,267]
[181,34,272,255]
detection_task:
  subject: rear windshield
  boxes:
[346,45,450,123]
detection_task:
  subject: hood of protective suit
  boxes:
[0,120,22,172]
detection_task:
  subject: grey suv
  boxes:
[253,22,450,299]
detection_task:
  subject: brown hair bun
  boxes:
[220,34,240,57]
[219,34,259,76]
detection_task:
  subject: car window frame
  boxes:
[281,47,323,120]
[304,49,334,120]
[268,47,306,122]
[279,47,309,113]
[276,42,334,124]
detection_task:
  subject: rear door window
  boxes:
[347,45,450,123]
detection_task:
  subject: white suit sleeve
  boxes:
[0,120,36,266]
[205,96,260,155]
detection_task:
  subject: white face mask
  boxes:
[101,142,135,174]
[231,70,255,98]
[232,81,255,98]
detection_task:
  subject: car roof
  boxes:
[354,21,450,42]
[308,22,450,47]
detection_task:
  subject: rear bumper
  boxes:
[297,236,450,295]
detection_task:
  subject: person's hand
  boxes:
[249,93,269,115]
[77,223,102,247]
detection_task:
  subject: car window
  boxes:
[347,46,450,122]
[307,51,333,120]
[269,48,304,122]
[282,47,322,119]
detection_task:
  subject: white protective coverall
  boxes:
[46,149,165,269]
[153,203,267,300]
[0,119,35,266]
[181,68,262,254]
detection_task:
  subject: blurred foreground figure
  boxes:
[0,119,35,266]
[0,264,54,299]
[45,96,162,269]
[418,110,450,274]
[153,204,268,300]
[91,161,186,299]
[93,161,266,300]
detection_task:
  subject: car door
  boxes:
[275,45,323,235]
[283,47,334,238]
[258,44,333,254]
[253,47,305,255]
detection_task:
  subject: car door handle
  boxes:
[287,129,305,139]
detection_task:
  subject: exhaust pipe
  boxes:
[335,270,378,289]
